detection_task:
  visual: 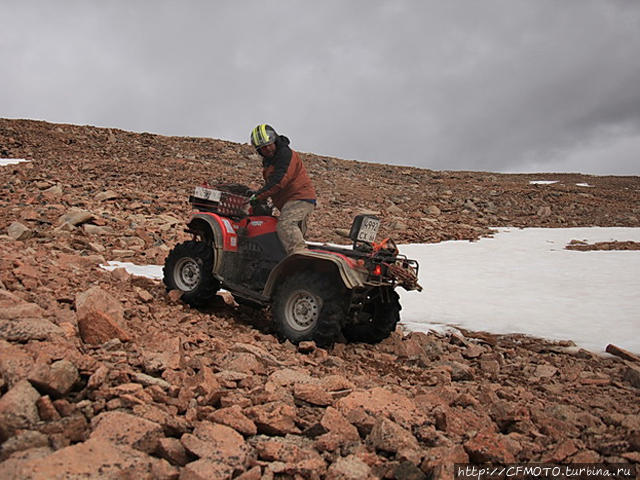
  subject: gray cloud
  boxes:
[1,0,639,175]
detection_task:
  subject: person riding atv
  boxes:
[249,124,316,255]
[162,128,422,347]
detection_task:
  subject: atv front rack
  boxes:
[189,187,249,218]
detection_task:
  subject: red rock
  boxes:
[623,365,640,388]
[320,406,360,443]
[367,417,422,463]
[110,382,144,396]
[4,438,176,480]
[621,452,640,463]
[51,398,76,417]
[246,401,300,436]
[156,437,190,466]
[190,366,222,405]
[180,459,234,480]
[0,290,45,319]
[320,374,355,393]
[421,445,469,480]
[394,333,429,360]
[446,361,474,381]
[39,414,89,448]
[36,395,61,421]
[7,221,32,240]
[255,437,303,463]
[489,400,530,432]
[394,461,428,480]
[221,351,266,375]
[326,455,373,480]
[254,382,294,407]
[90,410,164,454]
[414,386,457,409]
[0,379,41,441]
[433,405,495,437]
[181,423,249,470]
[28,359,79,397]
[132,404,190,437]
[534,364,558,378]
[135,286,153,302]
[56,253,106,268]
[0,430,49,461]
[462,344,485,359]
[479,358,501,375]
[167,289,183,303]
[219,391,253,409]
[86,365,109,390]
[293,382,333,406]
[232,342,284,367]
[0,446,53,479]
[268,367,314,387]
[235,466,262,480]
[569,449,602,463]
[314,433,343,452]
[543,439,579,462]
[0,317,63,342]
[75,286,131,344]
[464,429,516,463]
[208,405,257,436]
[143,336,182,372]
[0,340,34,388]
[336,387,426,430]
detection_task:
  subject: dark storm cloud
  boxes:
[1,0,639,174]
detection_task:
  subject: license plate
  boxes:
[193,186,222,202]
[357,216,380,242]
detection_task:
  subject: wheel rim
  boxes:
[173,257,201,291]
[284,290,322,332]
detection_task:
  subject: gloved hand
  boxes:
[248,194,259,206]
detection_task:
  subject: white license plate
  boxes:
[357,217,380,242]
[193,186,222,202]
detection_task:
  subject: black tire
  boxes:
[272,272,346,347]
[163,241,220,308]
[342,289,401,344]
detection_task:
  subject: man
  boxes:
[249,124,316,254]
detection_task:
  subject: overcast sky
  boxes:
[2,1,640,175]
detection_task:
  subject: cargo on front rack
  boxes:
[188,186,248,217]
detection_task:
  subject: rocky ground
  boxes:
[0,118,639,479]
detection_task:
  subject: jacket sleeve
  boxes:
[255,147,292,199]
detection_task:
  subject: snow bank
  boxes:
[0,158,29,166]
[399,227,640,354]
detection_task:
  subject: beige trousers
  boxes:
[277,200,315,254]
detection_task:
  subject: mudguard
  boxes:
[263,251,367,297]
[187,212,238,274]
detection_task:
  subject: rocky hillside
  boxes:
[0,118,639,479]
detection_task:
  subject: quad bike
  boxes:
[163,184,422,347]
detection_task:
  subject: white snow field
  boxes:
[399,227,640,354]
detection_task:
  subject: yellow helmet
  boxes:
[250,124,277,149]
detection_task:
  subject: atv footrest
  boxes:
[221,281,269,306]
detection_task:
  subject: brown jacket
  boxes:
[255,136,316,210]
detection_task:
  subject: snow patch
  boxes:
[0,158,29,166]
[399,227,640,354]
[529,180,558,185]
[100,261,163,280]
